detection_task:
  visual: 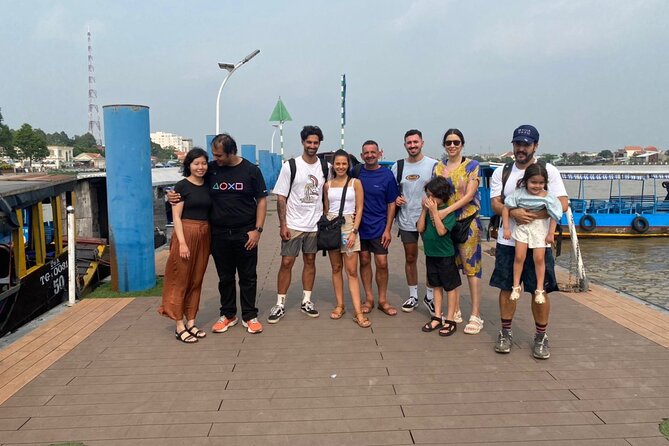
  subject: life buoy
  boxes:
[579,214,596,232]
[631,216,649,234]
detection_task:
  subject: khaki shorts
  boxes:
[281,230,318,257]
[328,213,360,253]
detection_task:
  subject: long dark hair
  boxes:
[182,148,208,177]
[442,128,465,146]
[517,163,548,190]
[330,149,350,178]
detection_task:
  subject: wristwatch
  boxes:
[255,227,263,233]
[352,228,358,234]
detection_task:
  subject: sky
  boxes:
[1,0,668,160]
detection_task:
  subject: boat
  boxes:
[0,173,113,337]
[0,174,77,337]
[477,163,669,238]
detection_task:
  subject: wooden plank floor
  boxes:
[1,205,668,444]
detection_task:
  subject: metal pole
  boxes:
[279,122,284,158]
[215,50,260,134]
[566,207,588,291]
[66,206,76,306]
[271,125,278,154]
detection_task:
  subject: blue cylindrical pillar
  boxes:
[205,134,215,159]
[258,150,273,189]
[241,144,257,164]
[103,104,155,292]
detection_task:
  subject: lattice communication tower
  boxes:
[87,27,102,146]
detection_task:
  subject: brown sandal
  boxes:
[330,305,346,320]
[361,301,374,314]
[353,312,371,328]
[377,302,397,316]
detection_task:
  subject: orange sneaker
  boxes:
[242,318,263,334]
[212,316,238,333]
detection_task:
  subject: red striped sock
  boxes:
[501,318,512,330]
[536,322,548,334]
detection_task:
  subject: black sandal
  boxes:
[439,320,457,337]
[422,316,444,332]
[175,329,198,343]
[186,325,206,338]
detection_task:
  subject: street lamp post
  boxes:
[215,49,260,134]
[270,124,279,154]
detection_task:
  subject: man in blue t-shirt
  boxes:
[356,140,400,316]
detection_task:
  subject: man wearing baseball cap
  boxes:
[488,125,568,359]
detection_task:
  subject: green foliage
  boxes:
[86,277,163,298]
[13,123,49,163]
[151,142,176,161]
[660,418,669,438]
[0,109,14,158]
[598,149,613,159]
[73,133,99,156]
[46,131,74,146]
[538,153,559,164]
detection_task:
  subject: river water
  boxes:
[554,166,669,310]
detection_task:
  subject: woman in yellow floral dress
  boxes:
[435,129,484,334]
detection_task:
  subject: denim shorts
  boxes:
[489,243,558,294]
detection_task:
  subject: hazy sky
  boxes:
[1,0,667,160]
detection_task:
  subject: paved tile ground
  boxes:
[1,200,668,445]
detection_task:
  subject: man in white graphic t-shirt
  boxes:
[269,125,329,323]
[391,129,438,314]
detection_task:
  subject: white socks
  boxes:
[409,285,418,299]
[276,294,286,306]
[302,290,312,304]
[426,287,434,301]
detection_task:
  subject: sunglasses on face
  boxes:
[444,140,461,147]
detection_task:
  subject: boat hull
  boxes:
[0,253,69,337]
[565,212,669,237]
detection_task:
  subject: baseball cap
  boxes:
[511,125,539,144]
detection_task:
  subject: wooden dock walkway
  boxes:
[1,206,668,445]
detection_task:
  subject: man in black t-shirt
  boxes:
[206,134,268,334]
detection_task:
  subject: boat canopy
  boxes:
[561,172,669,181]
[0,175,76,227]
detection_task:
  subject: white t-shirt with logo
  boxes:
[490,161,567,248]
[391,156,437,231]
[273,156,329,232]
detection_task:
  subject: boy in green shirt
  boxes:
[417,177,462,336]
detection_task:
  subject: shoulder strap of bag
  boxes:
[286,158,297,200]
[338,177,351,217]
[396,159,404,187]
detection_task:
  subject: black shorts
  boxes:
[360,237,388,255]
[426,256,462,291]
[489,243,558,294]
[399,229,419,244]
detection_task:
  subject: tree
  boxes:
[73,133,99,156]
[46,131,73,146]
[151,142,176,161]
[538,153,559,164]
[598,149,613,159]
[0,109,14,158]
[13,123,49,165]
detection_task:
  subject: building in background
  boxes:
[150,132,192,152]
[45,145,74,168]
[74,152,106,170]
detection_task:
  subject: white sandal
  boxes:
[464,315,484,335]
[510,285,522,301]
[534,289,546,304]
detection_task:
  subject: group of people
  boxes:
[158,123,568,360]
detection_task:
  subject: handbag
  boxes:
[450,212,478,244]
[317,178,351,251]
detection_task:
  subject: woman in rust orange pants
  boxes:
[158,148,211,343]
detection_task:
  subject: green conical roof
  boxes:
[269,97,292,122]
